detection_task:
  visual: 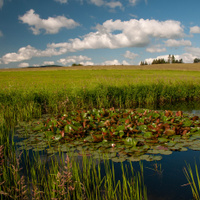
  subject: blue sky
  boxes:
[1,0,200,68]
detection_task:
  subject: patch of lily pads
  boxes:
[15,108,200,162]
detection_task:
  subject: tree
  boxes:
[194,58,200,63]
[168,54,172,63]
[72,63,83,66]
[171,55,176,63]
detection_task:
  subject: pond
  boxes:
[14,101,200,200]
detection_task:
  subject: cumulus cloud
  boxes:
[0,18,185,64]
[42,61,55,65]
[122,60,130,65]
[190,26,200,34]
[89,0,123,9]
[0,0,3,9]
[18,62,29,68]
[185,47,200,57]
[102,59,121,65]
[54,0,68,3]
[80,61,94,66]
[146,46,166,53]
[19,9,80,35]
[123,51,138,59]
[57,55,92,65]
[129,0,137,6]
[0,45,68,64]
[50,19,184,50]
[164,39,192,47]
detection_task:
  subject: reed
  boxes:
[0,134,147,200]
[184,162,200,200]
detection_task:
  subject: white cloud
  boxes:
[146,46,166,53]
[51,19,184,51]
[80,61,94,65]
[105,1,123,9]
[190,26,200,34]
[129,0,137,6]
[102,59,121,65]
[0,45,68,64]
[57,55,92,65]
[122,60,130,65]
[18,62,29,68]
[164,39,192,47]
[19,9,80,35]
[185,47,200,57]
[54,0,68,3]
[42,61,55,65]
[89,0,123,9]
[123,51,138,59]
[0,0,3,9]
[0,30,3,37]
[90,0,104,6]
[0,19,185,64]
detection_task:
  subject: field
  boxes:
[0,63,200,199]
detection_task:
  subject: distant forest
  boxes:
[140,54,183,65]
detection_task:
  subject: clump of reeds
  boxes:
[0,146,28,199]
[184,162,200,200]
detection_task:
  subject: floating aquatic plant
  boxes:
[15,108,200,162]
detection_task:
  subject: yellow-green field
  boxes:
[1,64,200,91]
[0,63,200,124]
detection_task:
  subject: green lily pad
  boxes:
[125,137,138,146]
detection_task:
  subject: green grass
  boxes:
[0,146,147,200]
[0,68,200,126]
[184,162,200,200]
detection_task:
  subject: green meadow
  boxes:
[1,64,200,125]
[0,64,200,199]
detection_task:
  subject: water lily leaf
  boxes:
[189,146,200,151]
[144,132,153,138]
[152,155,162,161]
[167,141,176,147]
[52,134,62,141]
[164,129,175,136]
[147,149,160,154]
[183,120,192,127]
[179,147,188,151]
[139,154,150,161]
[116,125,125,131]
[158,138,168,143]
[111,157,126,163]
[32,124,44,131]
[125,137,138,146]
[127,156,141,162]
[64,125,73,133]
[138,125,147,132]
[158,150,172,155]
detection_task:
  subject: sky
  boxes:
[0,0,200,68]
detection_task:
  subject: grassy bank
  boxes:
[1,65,200,125]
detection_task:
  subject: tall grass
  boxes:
[184,163,200,200]
[0,147,147,200]
[1,81,200,127]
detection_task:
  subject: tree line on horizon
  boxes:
[140,55,183,65]
[140,54,200,65]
